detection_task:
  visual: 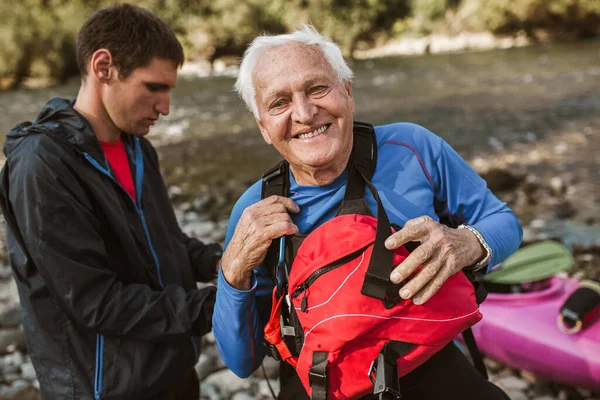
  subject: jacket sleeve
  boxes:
[432,138,523,270]
[6,152,216,341]
[182,233,222,282]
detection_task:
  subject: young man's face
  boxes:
[104,57,177,136]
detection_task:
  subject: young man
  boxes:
[213,26,522,399]
[0,4,221,399]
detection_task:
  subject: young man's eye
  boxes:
[145,83,165,92]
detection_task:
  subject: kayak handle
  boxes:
[557,313,583,335]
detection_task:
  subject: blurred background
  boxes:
[0,1,600,399]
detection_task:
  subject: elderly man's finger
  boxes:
[411,268,452,305]
[396,257,444,300]
[385,216,433,250]
[390,240,437,284]
[263,220,299,238]
[261,195,300,213]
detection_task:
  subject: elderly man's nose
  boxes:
[292,97,317,124]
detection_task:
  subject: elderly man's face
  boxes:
[253,43,355,181]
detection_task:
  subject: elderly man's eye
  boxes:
[310,85,327,94]
[269,100,286,109]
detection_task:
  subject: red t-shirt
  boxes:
[100,139,136,201]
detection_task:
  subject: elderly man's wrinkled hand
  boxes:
[221,196,299,290]
[384,216,484,305]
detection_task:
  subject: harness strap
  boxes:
[359,176,402,308]
[558,279,600,334]
[370,341,416,400]
[263,288,298,367]
[309,351,329,400]
[262,161,290,199]
[261,122,378,283]
[461,327,488,379]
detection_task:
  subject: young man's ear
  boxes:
[90,49,115,83]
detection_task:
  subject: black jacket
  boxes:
[0,98,220,399]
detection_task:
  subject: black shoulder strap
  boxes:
[350,121,378,180]
[337,121,378,216]
[262,160,289,199]
[260,121,378,283]
[260,121,376,200]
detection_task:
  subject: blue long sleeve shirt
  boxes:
[213,122,523,378]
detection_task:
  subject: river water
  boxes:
[1,39,599,224]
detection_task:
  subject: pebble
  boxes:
[0,307,20,329]
[507,390,530,400]
[20,362,36,381]
[0,328,26,355]
[204,369,252,397]
[231,393,255,400]
[497,376,530,391]
[550,177,565,196]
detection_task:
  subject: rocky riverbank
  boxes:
[0,122,599,399]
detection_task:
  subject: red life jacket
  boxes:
[262,122,484,400]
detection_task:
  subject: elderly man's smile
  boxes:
[295,123,331,140]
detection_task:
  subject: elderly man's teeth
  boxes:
[298,125,327,139]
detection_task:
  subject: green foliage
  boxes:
[1,0,599,89]
[412,0,448,21]
[455,0,600,36]
[0,0,88,87]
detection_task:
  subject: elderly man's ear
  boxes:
[345,82,355,112]
[257,122,272,145]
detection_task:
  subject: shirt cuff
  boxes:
[217,264,258,298]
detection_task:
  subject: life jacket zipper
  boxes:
[291,243,373,311]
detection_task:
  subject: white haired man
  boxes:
[213,26,521,399]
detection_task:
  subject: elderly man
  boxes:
[213,26,521,399]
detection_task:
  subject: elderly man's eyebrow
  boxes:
[262,74,331,105]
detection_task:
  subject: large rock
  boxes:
[0,306,21,329]
[481,169,524,193]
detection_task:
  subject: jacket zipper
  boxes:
[291,243,372,312]
[84,138,199,399]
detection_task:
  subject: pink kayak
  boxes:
[465,276,600,390]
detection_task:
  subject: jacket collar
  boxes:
[5,97,135,163]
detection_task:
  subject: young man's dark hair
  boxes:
[0,3,220,400]
[76,3,184,78]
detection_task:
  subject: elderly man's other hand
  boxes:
[221,196,299,290]
[384,216,485,305]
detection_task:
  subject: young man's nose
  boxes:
[155,94,171,116]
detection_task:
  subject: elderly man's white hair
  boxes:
[234,25,354,120]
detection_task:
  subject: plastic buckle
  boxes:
[265,342,281,361]
[309,369,327,388]
[369,353,401,400]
